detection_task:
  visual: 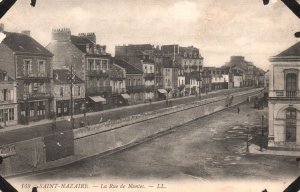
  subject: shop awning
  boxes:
[89,96,106,102]
[121,94,131,99]
[157,89,167,94]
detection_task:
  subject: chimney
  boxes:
[21,30,31,36]
[86,32,96,43]
[0,24,4,32]
[51,28,71,42]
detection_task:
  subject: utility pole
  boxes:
[199,68,202,100]
[70,65,74,129]
[260,115,264,151]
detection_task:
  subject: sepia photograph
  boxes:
[0,0,299,191]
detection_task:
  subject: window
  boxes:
[96,60,101,71]
[60,87,64,97]
[286,73,297,92]
[39,83,46,93]
[38,60,46,74]
[9,108,14,121]
[78,86,81,96]
[128,79,131,86]
[89,60,93,71]
[286,107,297,142]
[23,60,32,75]
[30,102,35,117]
[102,60,108,70]
[3,89,7,101]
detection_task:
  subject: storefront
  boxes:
[56,99,85,117]
[19,99,50,124]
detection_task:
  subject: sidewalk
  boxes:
[0,87,254,134]
[249,144,300,157]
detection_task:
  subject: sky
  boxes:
[1,0,300,70]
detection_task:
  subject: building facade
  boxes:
[0,28,54,124]
[0,70,18,126]
[53,69,85,117]
[114,58,144,104]
[46,29,113,111]
[268,42,300,148]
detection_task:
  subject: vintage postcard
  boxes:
[0,0,299,191]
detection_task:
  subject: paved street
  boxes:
[18,102,299,181]
[0,88,250,146]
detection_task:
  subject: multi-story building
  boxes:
[161,45,203,74]
[202,67,228,91]
[114,58,144,104]
[0,70,18,126]
[53,69,85,117]
[46,28,112,111]
[115,44,156,100]
[162,57,179,98]
[110,64,127,105]
[0,28,54,124]
[223,56,264,88]
[268,41,300,148]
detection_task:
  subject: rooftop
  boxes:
[2,32,53,57]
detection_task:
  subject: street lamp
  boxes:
[260,115,265,152]
[198,67,202,100]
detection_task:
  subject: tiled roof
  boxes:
[275,42,300,57]
[114,58,143,75]
[2,32,53,57]
[70,35,110,56]
[53,69,84,84]
[70,35,93,53]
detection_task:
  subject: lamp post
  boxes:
[260,115,265,151]
[69,65,75,129]
[198,67,202,100]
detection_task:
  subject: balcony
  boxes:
[18,73,51,80]
[271,90,300,98]
[126,85,145,93]
[112,88,126,94]
[23,92,52,100]
[286,91,298,97]
[144,73,155,80]
[145,85,155,92]
[86,70,109,78]
[86,86,112,95]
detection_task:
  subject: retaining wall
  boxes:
[0,88,264,177]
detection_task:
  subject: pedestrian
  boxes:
[237,106,240,114]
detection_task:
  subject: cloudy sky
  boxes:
[1,0,300,70]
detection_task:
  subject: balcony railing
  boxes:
[86,86,112,95]
[272,90,300,97]
[126,85,145,93]
[86,70,109,78]
[19,73,51,79]
[286,91,298,97]
[23,92,52,100]
[144,73,155,80]
[112,88,126,94]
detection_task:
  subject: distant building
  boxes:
[0,27,54,124]
[47,28,112,111]
[110,64,127,105]
[268,42,300,148]
[114,58,144,104]
[222,56,265,88]
[53,69,85,117]
[161,45,203,74]
[0,70,17,126]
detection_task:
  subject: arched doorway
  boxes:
[286,107,297,142]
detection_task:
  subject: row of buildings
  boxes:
[0,25,265,126]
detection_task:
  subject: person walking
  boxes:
[237,106,240,114]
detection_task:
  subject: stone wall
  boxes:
[0,88,263,177]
